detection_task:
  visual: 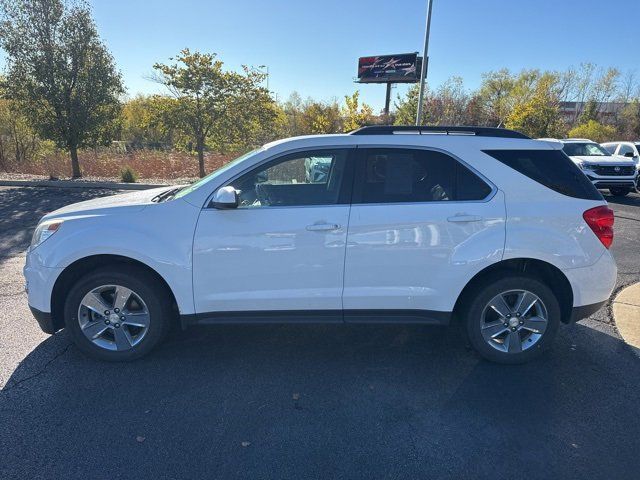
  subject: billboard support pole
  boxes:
[416,0,433,126]
[384,82,392,121]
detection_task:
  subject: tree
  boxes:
[394,84,421,125]
[298,99,342,134]
[617,101,640,140]
[578,99,599,124]
[281,92,305,136]
[568,120,616,143]
[153,49,274,177]
[341,91,373,132]
[505,74,564,138]
[0,0,124,177]
[121,95,178,150]
[0,97,41,170]
[477,69,516,127]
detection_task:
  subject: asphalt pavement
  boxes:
[1,186,639,480]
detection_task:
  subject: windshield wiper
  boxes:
[151,187,183,203]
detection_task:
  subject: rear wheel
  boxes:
[64,265,173,361]
[609,187,631,197]
[463,275,561,364]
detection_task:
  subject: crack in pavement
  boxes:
[1,342,72,394]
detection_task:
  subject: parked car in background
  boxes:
[25,126,617,364]
[543,138,638,197]
[602,141,640,190]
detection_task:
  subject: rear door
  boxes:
[342,147,506,319]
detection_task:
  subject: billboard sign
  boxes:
[357,53,421,83]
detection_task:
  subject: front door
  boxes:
[193,148,354,317]
[343,147,506,319]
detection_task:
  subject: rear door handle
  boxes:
[447,214,483,223]
[306,223,340,232]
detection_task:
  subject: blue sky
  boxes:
[62,0,640,110]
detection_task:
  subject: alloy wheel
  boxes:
[78,285,150,351]
[480,289,548,354]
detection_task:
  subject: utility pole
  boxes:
[384,82,392,119]
[415,0,433,126]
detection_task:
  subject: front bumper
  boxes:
[24,248,63,332]
[29,306,57,334]
[569,301,607,323]
[585,174,637,189]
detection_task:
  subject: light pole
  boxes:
[415,0,433,126]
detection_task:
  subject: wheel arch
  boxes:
[50,254,179,331]
[453,258,574,324]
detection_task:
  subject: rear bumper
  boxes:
[29,306,57,334]
[563,250,617,309]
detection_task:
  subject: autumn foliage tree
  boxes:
[153,49,276,177]
[0,0,124,177]
[342,91,373,132]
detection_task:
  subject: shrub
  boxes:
[568,120,616,143]
[120,166,138,183]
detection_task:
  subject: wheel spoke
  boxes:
[121,312,150,328]
[522,316,547,334]
[515,291,538,317]
[481,320,508,339]
[78,284,150,352]
[505,331,522,353]
[113,286,133,312]
[489,295,511,318]
[113,326,133,350]
[82,292,110,315]
[82,320,109,339]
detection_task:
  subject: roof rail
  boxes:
[349,125,530,139]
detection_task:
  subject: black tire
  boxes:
[463,274,561,364]
[609,187,630,197]
[64,265,173,361]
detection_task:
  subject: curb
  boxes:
[0,179,171,191]
[612,283,640,355]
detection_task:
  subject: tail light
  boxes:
[583,206,614,249]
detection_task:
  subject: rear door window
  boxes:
[353,148,493,204]
[483,149,602,201]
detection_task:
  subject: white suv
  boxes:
[556,138,638,197]
[601,141,640,190]
[24,126,617,364]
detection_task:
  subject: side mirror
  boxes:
[211,186,239,209]
[624,151,635,158]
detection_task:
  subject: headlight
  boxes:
[31,220,63,249]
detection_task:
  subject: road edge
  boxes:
[0,179,170,191]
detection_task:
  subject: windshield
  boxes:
[562,142,609,157]
[173,148,264,199]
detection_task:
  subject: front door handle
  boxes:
[447,214,483,223]
[306,223,340,232]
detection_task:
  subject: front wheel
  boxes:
[609,187,631,197]
[64,265,173,361]
[463,275,561,364]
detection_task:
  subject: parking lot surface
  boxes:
[1,186,639,480]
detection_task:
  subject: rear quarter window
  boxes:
[483,149,603,201]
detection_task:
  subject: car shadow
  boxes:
[0,186,117,262]
[2,321,639,479]
[602,190,640,207]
